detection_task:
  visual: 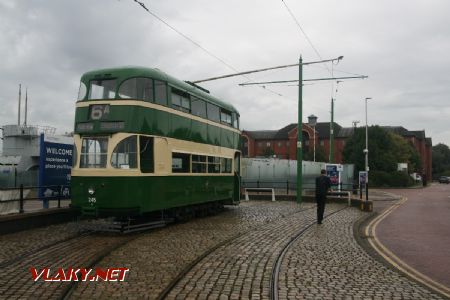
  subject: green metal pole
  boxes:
[329,98,334,163]
[297,56,303,204]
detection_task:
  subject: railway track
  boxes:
[157,205,320,300]
[0,231,138,300]
[270,206,349,300]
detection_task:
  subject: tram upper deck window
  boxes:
[191,97,206,118]
[220,110,232,126]
[80,137,108,168]
[171,89,190,113]
[155,80,167,106]
[232,113,239,129]
[118,78,154,102]
[206,103,220,123]
[88,79,116,100]
[111,135,137,169]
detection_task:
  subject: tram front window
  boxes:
[89,79,116,99]
[80,137,108,168]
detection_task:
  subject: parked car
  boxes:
[438,176,450,184]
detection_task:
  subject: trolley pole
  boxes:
[297,56,303,204]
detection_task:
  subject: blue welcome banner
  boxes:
[38,134,73,208]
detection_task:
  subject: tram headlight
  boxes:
[88,187,95,195]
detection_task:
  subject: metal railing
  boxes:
[0,184,71,214]
[241,179,357,195]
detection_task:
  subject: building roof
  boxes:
[315,122,342,139]
[244,130,278,140]
[383,126,429,141]
[244,123,432,146]
[274,123,297,139]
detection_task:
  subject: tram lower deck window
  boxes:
[111,136,137,169]
[172,153,190,173]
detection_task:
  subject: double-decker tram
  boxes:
[71,66,241,222]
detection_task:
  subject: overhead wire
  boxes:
[131,0,291,99]
[280,0,331,74]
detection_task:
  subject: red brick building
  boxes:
[241,123,432,181]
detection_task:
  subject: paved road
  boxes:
[376,184,450,289]
[1,199,446,299]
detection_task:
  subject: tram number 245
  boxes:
[90,104,110,120]
[88,197,97,205]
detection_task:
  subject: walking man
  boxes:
[315,169,331,224]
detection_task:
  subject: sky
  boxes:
[1,0,450,150]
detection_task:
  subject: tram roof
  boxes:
[80,66,239,114]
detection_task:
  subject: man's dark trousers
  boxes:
[316,194,326,224]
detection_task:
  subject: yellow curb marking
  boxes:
[366,196,450,298]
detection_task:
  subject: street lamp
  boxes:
[308,114,318,161]
[364,97,372,201]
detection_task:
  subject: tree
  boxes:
[343,126,421,174]
[303,145,327,162]
[432,143,450,176]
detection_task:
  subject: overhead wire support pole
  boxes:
[297,56,303,204]
[192,57,343,84]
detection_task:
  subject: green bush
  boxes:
[370,171,414,187]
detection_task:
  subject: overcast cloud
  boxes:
[1,0,449,150]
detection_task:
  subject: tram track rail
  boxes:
[157,205,317,300]
[0,230,93,269]
[0,230,140,299]
[270,206,350,300]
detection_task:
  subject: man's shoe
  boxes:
[318,221,322,224]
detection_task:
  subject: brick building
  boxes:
[241,123,432,180]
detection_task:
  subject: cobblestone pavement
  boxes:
[2,199,445,299]
[0,221,82,264]
[71,201,314,299]
[278,207,445,300]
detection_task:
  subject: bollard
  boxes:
[19,184,24,213]
[366,182,369,201]
[58,185,62,208]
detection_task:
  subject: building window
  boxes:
[320,140,324,146]
[266,142,271,147]
[286,141,290,147]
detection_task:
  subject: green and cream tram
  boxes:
[71,66,241,217]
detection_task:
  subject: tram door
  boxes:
[233,152,241,204]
